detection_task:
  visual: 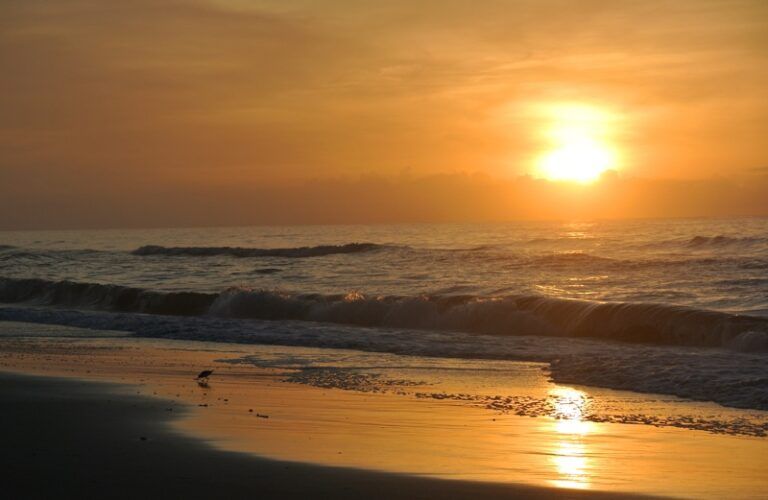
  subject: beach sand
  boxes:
[1,372,654,500]
[1,322,766,498]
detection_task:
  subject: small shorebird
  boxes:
[195,370,214,386]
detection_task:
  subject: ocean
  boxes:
[1,217,767,412]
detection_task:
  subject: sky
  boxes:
[1,0,768,229]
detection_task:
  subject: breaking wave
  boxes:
[686,235,768,248]
[1,277,766,351]
[0,278,215,316]
[527,252,615,266]
[131,242,387,258]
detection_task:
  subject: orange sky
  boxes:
[1,0,768,228]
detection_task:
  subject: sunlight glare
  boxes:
[536,103,619,183]
[548,387,593,489]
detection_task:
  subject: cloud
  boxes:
[1,0,767,228]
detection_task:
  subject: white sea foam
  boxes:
[1,303,767,411]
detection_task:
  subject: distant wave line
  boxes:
[1,277,766,352]
[131,242,389,258]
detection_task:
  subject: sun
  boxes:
[536,103,619,183]
[540,134,614,183]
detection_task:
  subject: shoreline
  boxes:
[0,371,653,499]
[2,302,766,414]
[1,324,766,498]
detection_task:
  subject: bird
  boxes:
[195,370,214,385]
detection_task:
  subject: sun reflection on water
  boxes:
[548,387,594,490]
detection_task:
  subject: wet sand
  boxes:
[0,372,651,499]
[1,323,766,498]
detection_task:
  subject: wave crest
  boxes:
[687,235,768,248]
[2,277,766,351]
[528,252,615,266]
[131,242,386,258]
[210,289,768,349]
[0,278,215,316]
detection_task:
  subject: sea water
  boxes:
[1,217,767,411]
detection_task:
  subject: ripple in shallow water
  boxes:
[277,365,768,438]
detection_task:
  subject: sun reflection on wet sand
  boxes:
[548,387,594,490]
[2,336,768,499]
